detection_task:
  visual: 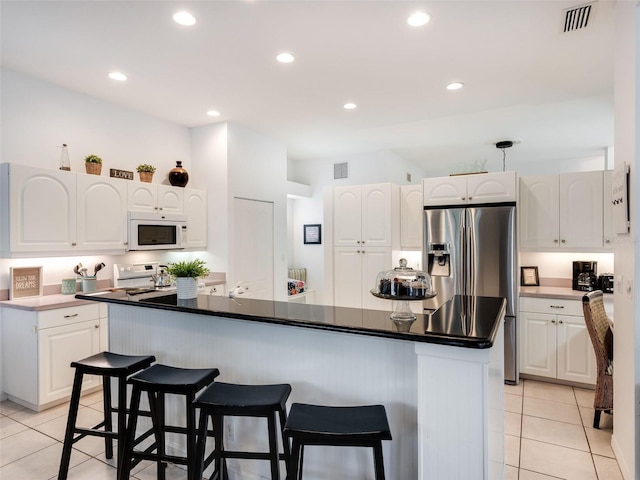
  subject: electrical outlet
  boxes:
[224,422,234,441]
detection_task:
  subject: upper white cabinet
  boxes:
[400,184,423,249]
[76,175,128,251]
[519,171,604,249]
[184,188,207,249]
[334,183,397,247]
[1,163,77,255]
[423,171,516,206]
[128,183,184,214]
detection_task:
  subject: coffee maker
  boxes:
[572,261,598,291]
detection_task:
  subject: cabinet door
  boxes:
[334,186,362,247]
[560,171,603,248]
[603,170,614,247]
[423,176,467,206]
[361,247,392,311]
[361,184,392,247]
[400,184,423,249]
[466,171,516,204]
[519,311,557,378]
[519,175,560,248]
[38,319,101,405]
[9,164,77,253]
[333,247,362,308]
[557,315,596,385]
[128,182,157,213]
[158,185,184,214]
[76,175,127,252]
[184,188,207,248]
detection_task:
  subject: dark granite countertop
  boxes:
[76,291,506,349]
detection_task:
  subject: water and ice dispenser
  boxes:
[427,243,451,277]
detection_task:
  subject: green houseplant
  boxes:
[84,154,103,175]
[166,259,210,299]
[136,164,156,183]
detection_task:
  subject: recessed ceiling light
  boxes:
[407,11,431,27]
[173,11,196,26]
[344,103,357,110]
[276,52,295,63]
[108,72,127,81]
[206,110,220,117]
[446,82,464,91]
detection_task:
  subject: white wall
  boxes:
[611,3,640,479]
[520,252,614,281]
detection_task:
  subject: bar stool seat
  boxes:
[193,382,292,480]
[283,403,392,480]
[119,364,220,480]
[58,351,156,480]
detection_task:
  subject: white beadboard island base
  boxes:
[94,293,505,480]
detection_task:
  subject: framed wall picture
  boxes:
[520,266,540,287]
[10,266,43,299]
[303,224,322,245]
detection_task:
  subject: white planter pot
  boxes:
[176,277,198,299]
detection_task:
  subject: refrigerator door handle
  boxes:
[466,210,476,296]
[460,222,467,296]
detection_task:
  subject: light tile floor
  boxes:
[0,379,624,479]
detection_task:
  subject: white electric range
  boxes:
[113,262,176,296]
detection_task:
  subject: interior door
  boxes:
[232,197,274,300]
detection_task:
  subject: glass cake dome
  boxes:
[371,258,435,300]
[371,258,436,331]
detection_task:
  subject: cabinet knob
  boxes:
[461,197,466,201]
[71,243,77,246]
[561,239,566,244]
[605,239,611,244]
[468,197,472,200]
[154,207,158,210]
[361,241,365,244]
[159,207,163,211]
[64,313,79,318]
[550,305,564,309]
[357,240,361,244]
[554,239,559,243]
[551,319,556,324]
[558,320,564,324]
[356,250,361,254]
[94,324,99,329]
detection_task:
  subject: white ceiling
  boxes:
[0,0,615,172]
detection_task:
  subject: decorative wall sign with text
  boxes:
[10,266,43,299]
[110,168,134,180]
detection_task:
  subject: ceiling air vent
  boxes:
[562,3,594,33]
[334,162,348,179]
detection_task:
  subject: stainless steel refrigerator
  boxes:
[423,204,518,384]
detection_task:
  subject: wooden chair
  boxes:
[582,290,613,428]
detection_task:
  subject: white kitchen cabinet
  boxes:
[334,184,397,248]
[400,184,423,249]
[128,182,184,214]
[1,303,107,411]
[519,171,604,249]
[184,188,207,248]
[519,297,596,385]
[1,163,77,255]
[422,171,516,206]
[76,174,128,252]
[334,246,391,311]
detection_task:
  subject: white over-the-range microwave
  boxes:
[127,212,188,251]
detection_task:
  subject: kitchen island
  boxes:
[76,291,506,480]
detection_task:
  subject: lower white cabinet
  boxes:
[334,246,391,311]
[1,303,107,411]
[519,297,596,385]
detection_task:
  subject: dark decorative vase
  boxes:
[168,161,189,187]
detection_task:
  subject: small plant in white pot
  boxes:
[166,259,210,299]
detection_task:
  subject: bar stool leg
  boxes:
[373,442,386,480]
[193,408,208,480]
[267,413,280,480]
[119,386,142,480]
[116,375,128,474]
[102,375,113,459]
[186,392,197,480]
[151,392,167,480]
[58,369,84,480]
[278,407,291,463]
[287,439,301,480]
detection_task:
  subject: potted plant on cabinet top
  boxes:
[166,259,210,299]
[84,154,103,175]
[136,164,156,183]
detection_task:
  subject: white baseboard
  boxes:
[611,433,632,480]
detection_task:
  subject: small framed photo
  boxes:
[10,266,43,299]
[520,266,540,287]
[303,224,322,245]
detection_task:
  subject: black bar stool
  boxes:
[283,403,392,480]
[118,364,220,480]
[58,351,156,480]
[192,382,292,480]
